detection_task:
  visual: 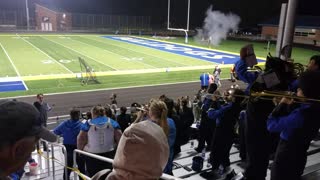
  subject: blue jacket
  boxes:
[267,104,310,141]
[200,73,209,86]
[164,118,176,174]
[81,116,120,132]
[208,102,233,125]
[235,60,259,94]
[54,119,82,145]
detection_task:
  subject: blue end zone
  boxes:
[0,78,27,93]
[102,36,264,64]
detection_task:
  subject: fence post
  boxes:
[73,150,78,180]
[51,144,56,180]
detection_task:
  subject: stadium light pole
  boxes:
[25,0,30,31]
[276,3,288,57]
[282,0,299,58]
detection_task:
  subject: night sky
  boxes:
[0,0,318,28]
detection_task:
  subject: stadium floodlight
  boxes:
[167,0,190,43]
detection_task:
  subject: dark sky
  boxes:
[0,0,318,27]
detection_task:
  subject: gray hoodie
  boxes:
[92,120,169,180]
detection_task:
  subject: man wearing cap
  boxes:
[0,101,57,180]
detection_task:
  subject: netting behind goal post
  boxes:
[78,57,99,85]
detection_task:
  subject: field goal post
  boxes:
[78,57,99,85]
[167,0,190,43]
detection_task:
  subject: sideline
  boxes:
[0,80,202,100]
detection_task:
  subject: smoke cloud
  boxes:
[195,6,241,46]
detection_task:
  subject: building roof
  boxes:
[35,3,66,13]
[258,15,320,29]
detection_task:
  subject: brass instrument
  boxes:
[204,90,320,104]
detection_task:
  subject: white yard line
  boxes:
[70,37,157,69]
[90,36,189,66]
[17,35,74,74]
[42,36,119,71]
[0,42,29,90]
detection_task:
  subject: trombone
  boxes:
[202,90,320,104]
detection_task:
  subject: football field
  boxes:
[0,34,317,97]
[0,35,228,77]
[0,34,250,93]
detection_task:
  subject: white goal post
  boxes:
[167,0,190,43]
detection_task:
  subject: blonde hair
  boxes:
[149,100,169,137]
[91,106,105,118]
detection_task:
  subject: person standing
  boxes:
[53,108,85,180]
[200,72,210,90]
[116,106,131,132]
[213,65,222,87]
[77,106,122,177]
[33,93,52,151]
[267,71,320,180]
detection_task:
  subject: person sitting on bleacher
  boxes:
[92,120,169,180]
[53,108,85,180]
[77,106,122,177]
[0,101,57,179]
[267,71,320,180]
[116,106,131,132]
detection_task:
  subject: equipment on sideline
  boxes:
[78,57,99,85]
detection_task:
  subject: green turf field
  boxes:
[0,34,214,77]
[0,34,318,98]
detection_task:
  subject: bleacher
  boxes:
[21,118,320,180]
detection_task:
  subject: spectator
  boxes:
[92,120,169,180]
[53,108,85,180]
[209,73,214,85]
[105,105,116,120]
[77,106,122,177]
[116,106,131,132]
[161,97,179,175]
[192,91,202,122]
[0,101,56,179]
[110,93,117,105]
[195,83,218,152]
[200,72,210,90]
[179,96,194,145]
[213,65,222,87]
[147,99,176,175]
[33,93,52,152]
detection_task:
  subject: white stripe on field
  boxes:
[70,37,157,69]
[0,42,29,90]
[42,36,119,71]
[16,34,74,74]
[90,36,189,67]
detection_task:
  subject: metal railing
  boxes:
[73,149,183,180]
[37,140,51,177]
[37,140,68,180]
[50,142,68,180]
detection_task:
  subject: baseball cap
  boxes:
[0,101,57,143]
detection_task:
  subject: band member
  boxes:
[267,71,320,180]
